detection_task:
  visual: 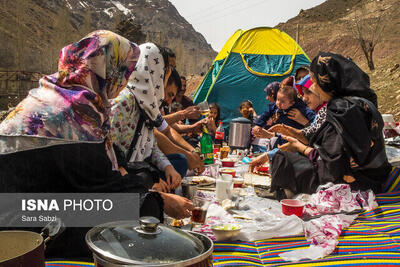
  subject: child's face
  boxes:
[240,103,251,118]
[276,92,295,110]
[209,107,218,119]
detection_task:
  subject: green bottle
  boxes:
[200,125,214,165]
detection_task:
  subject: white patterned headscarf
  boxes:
[127,43,165,121]
[111,43,166,162]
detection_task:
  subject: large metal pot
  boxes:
[0,219,63,267]
[0,231,45,267]
[86,217,213,267]
[228,117,252,149]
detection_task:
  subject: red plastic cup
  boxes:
[281,199,304,217]
[259,166,269,173]
[221,160,235,167]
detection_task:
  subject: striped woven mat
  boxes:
[213,190,400,266]
[45,192,400,267]
[46,168,400,267]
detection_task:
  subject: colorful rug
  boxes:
[45,169,400,267]
[213,190,400,266]
[46,262,94,267]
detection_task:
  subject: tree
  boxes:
[349,5,388,71]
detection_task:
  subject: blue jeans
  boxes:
[160,153,188,181]
[252,144,267,153]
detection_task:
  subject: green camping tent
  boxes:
[192,27,310,124]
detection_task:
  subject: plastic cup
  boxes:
[281,199,305,217]
[198,101,209,116]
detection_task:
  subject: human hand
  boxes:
[164,165,182,189]
[288,108,309,126]
[192,120,204,134]
[249,153,269,173]
[187,152,205,173]
[184,106,201,120]
[161,193,194,219]
[252,126,273,138]
[118,167,128,176]
[269,124,294,136]
[152,179,171,193]
[277,135,301,153]
[249,107,256,116]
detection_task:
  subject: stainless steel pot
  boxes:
[86,217,213,267]
[228,117,252,149]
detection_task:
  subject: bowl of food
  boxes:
[281,199,305,217]
[211,224,241,241]
[233,178,244,188]
[221,159,236,167]
[220,168,236,177]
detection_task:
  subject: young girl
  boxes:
[203,102,221,135]
[239,100,257,122]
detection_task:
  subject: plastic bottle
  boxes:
[200,125,214,164]
[215,121,225,146]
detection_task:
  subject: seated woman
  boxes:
[110,45,185,193]
[0,31,193,258]
[250,52,391,199]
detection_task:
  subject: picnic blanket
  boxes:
[46,167,400,267]
[213,167,400,266]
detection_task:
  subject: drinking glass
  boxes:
[190,197,210,224]
[198,101,210,117]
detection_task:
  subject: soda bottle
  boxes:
[200,125,214,164]
[215,121,225,146]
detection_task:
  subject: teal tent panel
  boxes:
[206,53,310,125]
[193,70,213,104]
[243,54,293,75]
[193,59,224,105]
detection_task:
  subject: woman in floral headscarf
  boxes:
[0,31,193,258]
[251,52,391,200]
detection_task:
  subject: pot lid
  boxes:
[86,217,205,265]
[230,117,252,124]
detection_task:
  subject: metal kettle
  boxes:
[228,117,252,149]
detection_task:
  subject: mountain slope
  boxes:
[276,0,400,118]
[0,0,217,76]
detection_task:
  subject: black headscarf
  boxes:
[264,81,280,102]
[310,52,377,106]
[310,52,387,168]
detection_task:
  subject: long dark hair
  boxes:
[209,102,221,126]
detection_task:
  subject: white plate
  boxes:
[185,176,216,186]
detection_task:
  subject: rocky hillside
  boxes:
[276,0,400,119]
[0,0,216,76]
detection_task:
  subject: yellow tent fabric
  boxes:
[215,29,244,61]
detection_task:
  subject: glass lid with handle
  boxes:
[86,217,205,265]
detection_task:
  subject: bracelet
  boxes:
[302,146,309,155]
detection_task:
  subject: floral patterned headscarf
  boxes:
[0,30,139,145]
